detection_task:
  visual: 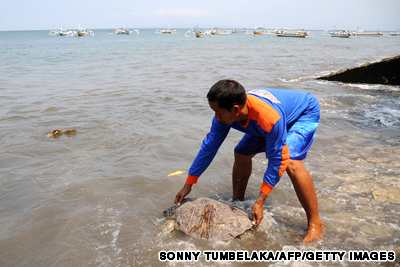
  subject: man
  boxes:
[175,79,324,244]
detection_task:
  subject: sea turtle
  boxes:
[47,129,77,138]
[163,197,253,241]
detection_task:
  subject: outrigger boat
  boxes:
[244,30,255,34]
[253,27,273,35]
[210,27,231,35]
[50,23,94,37]
[390,30,400,36]
[275,28,310,38]
[155,27,177,34]
[184,25,212,38]
[322,26,350,38]
[49,24,74,36]
[108,25,139,35]
[77,22,86,36]
[351,27,383,37]
[184,25,210,37]
[329,30,351,38]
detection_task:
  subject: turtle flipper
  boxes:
[161,220,176,235]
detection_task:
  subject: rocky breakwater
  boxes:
[317,55,400,85]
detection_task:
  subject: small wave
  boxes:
[275,75,319,83]
[342,83,400,92]
[364,105,400,127]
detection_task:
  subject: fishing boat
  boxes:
[210,27,231,35]
[108,25,139,35]
[390,30,400,36]
[329,30,351,38]
[351,31,383,37]
[77,22,85,36]
[275,28,309,38]
[194,25,205,37]
[351,27,383,37]
[155,27,177,34]
[322,26,350,38]
[195,25,212,37]
[253,27,272,35]
[49,24,74,36]
[243,30,255,35]
[184,25,211,38]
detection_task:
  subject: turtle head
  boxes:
[163,204,178,219]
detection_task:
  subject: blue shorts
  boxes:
[234,105,320,161]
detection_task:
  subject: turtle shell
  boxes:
[175,197,252,241]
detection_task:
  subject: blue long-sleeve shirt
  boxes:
[186,88,317,195]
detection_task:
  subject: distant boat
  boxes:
[109,25,139,35]
[210,27,231,35]
[194,25,204,37]
[49,24,74,36]
[390,30,400,36]
[253,27,272,35]
[329,30,351,38]
[275,28,309,38]
[183,25,211,38]
[155,27,177,34]
[351,27,383,37]
[77,22,85,36]
[351,31,383,37]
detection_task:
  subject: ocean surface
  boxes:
[0,28,399,266]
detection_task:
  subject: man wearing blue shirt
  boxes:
[175,79,324,244]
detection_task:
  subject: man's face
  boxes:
[208,101,237,125]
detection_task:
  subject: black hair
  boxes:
[206,80,247,110]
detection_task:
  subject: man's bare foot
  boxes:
[302,224,325,245]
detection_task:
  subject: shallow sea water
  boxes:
[0,29,399,266]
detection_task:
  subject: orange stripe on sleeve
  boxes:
[261,181,274,195]
[186,174,200,184]
[279,144,290,177]
[246,95,281,132]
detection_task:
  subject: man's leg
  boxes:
[286,159,324,244]
[232,151,256,201]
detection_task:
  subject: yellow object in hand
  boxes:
[168,171,185,177]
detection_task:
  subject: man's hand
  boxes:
[174,183,193,206]
[252,191,267,226]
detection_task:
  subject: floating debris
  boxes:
[167,171,185,177]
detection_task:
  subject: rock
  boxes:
[317,55,400,85]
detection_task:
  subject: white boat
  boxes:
[253,27,273,35]
[275,28,311,38]
[109,25,139,35]
[49,24,75,36]
[329,30,351,38]
[77,22,85,36]
[351,31,383,37]
[155,27,177,34]
[76,22,94,36]
[390,30,400,36]
[243,30,255,35]
[210,27,231,35]
[351,27,383,37]
[184,25,210,38]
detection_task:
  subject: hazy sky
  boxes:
[1,0,399,31]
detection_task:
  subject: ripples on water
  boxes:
[0,29,399,266]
